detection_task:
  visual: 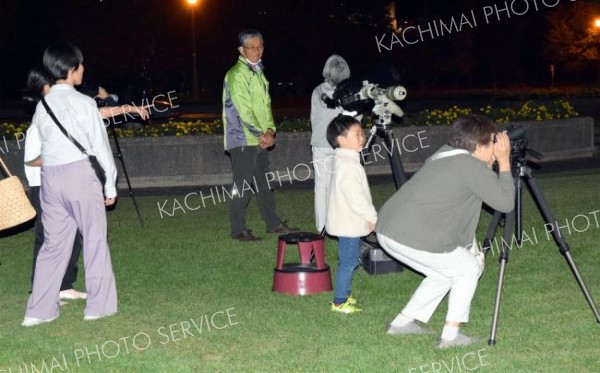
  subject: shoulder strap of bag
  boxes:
[428,149,469,162]
[0,155,13,178]
[41,97,89,155]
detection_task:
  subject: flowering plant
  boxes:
[403,100,579,127]
[0,100,580,138]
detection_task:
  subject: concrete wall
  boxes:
[0,117,594,189]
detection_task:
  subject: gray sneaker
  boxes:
[386,321,431,335]
[437,332,481,349]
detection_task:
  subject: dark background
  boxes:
[0,0,597,105]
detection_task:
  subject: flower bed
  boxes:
[0,100,580,138]
[409,86,600,100]
[114,119,223,137]
[403,100,579,127]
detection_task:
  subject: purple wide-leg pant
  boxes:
[25,159,117,320]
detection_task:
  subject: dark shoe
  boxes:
[232,229,261,241]
[266,221,299,234]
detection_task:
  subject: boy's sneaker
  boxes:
[330,301,361,314]
[347,295,358,305]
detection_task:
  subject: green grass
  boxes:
[1,169,600,372]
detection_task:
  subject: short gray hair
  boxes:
[322,55,350,85]
[238,29,263,47]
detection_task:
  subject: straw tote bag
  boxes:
[0,155,36,231]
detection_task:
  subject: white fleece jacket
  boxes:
[326,148,378,237]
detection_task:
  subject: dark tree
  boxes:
[545,0,600,81]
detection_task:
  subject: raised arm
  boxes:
[99,105,150,120]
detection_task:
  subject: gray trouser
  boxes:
[25,159,117,320]
[228,146,281,236]
[29,186,83,292]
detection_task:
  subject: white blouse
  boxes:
[30,84,117,198]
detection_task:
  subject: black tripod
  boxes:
[107,122,144,227]
[362,117,408,189]
[358,113,408,274]
[482,144,600,346]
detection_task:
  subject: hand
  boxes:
[368,222,376,232]
[96,86,110,100]
[25,155,43,167]
[342,110,359,117]
[132,105,151,120]
[493,132,511,171]
[259,130,275,149]
[104,197,116,206]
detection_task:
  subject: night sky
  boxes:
[0,0,592,103]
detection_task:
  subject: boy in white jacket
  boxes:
[325,115,378,314]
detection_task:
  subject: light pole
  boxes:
[187,0,199,100]
[594,17,600,83]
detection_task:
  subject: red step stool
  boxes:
[272,232,332,295]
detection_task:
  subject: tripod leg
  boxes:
[484,173,522,255]
[383,129,407,189]
[360,126,378,166]
[488,209,515,346]
[482,211,502,255]
[525,175,600,322]
[109,125,144,227]
[514,176,523,244]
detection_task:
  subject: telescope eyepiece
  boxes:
[507,125,526,142]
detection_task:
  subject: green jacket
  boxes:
[222,56,276,150]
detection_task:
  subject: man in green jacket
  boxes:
[222,29,297,241]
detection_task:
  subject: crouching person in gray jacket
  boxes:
[376,114,514,348]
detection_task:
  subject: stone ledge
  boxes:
[0,117,594,189]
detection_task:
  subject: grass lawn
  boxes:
[1,169,599,372]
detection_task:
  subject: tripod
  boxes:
[358,111,408,274]
[107,121,144,227]
[482,145,600,346]
[362,110,408,189]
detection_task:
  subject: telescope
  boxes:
[321,80,407,124]
[495,124,543,162]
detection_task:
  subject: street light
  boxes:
[187,0,199,100]
[593,17,600,82]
